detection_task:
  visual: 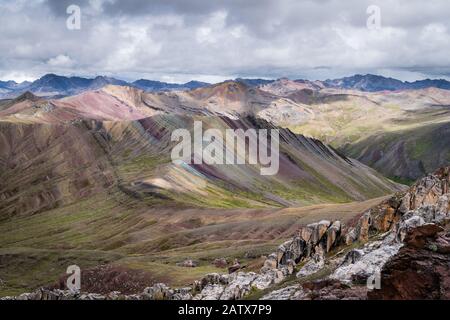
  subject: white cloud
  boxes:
[0,0,449,82]
[47,54,75,67]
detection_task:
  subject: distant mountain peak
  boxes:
[324,74,407,92]
[1,73,450,99]
[13,91,40,102]
[235,78,275,87]
[207,80,251,91]
[131,79,209,91]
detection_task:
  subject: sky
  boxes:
[0,0,450,83]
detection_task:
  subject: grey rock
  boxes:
[261,286,299,300]
[330,244,402,283]
[296,253,325,278]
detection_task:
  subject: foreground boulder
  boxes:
[368,224,450,300]
[274,219,341,271]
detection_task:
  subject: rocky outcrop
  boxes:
[344,212,371,244]
[263,167,450,299]
[261,279,367,300]
[5,167,450,301]
[274,220,341,272]
[368,224,450,300]
[1,284,194,301]
[330,242,402,283]
[192,268,287,300]
[267,219,343,280]
[345,167,450,246]
[346,168,449,242]
[327,167,450,298]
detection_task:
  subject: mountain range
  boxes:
[3,75,450,181]
[0,74,211,98]
[257,78,450,182]
[1,73,450,99]
[323,74,450,92]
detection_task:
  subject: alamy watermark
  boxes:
[171,121,280,176]
[366,5,381,30]
[366,269,381,290]
[66,265,81,292]
[66,4,81,30]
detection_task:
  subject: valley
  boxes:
[0,192,386,296]
[1,73,449,298]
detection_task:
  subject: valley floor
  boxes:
[0,194,387,297]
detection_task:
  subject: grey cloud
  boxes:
[0,0,449,82]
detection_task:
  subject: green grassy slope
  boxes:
[342,119,450,181]
[0,191,386,296]
[284,88,450,181]
[0,111,402,296]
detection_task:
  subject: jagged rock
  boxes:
[403,223,444,249]
[172,287,193,300]
[276,240,290,264]
[341,249,364,266]
[300,279,367,300]
[16,293,35,301]
[330,244,402,283]
[82,293,106,300]
[345,212,371,245]
[305,220,331,244]
[279,220,341,268]
[369,225,450,300]
[193,284,224,300]
[344,168,450,246]
[285,259,296,275]
[398,193,411,214]
[326,221,341,252]
[344,228,357,245]
[3,284,193,301]
[357,212,371,242]
[372,206,399,232]
[194,267,288,300]
[143,283,174,300]
[5,288,82,300]
[278,237,307,265]
[261,286,300,300]
[220,272,259,300]
[436,194,450,218]
[212,258,228,268]
[195,273,229,292]
[261,253,278,272]
[299,225,313,242]
[397,215,426,241]
[401,167,450,212]
[344,170,450,249]
[316,220,331,243]
[43,289,71,300]
[252,269,284,290]
[296,253,325,278]
[435,232,450,254]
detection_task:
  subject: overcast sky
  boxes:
[1,0,450,83]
